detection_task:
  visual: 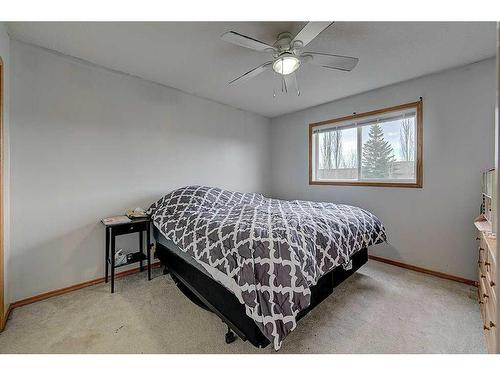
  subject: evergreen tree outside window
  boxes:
[361,122,396,179]
[309,101,422,187]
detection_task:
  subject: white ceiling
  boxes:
[7,22,496,118]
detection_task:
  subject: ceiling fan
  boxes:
[221,22,359,96]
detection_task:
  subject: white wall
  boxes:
[0,23,10,317]
[270,59,496,280]
[9,41,271,301]
[8,39,496,301]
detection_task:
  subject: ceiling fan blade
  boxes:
[221,31,274,52]
[291,22,333,47]
[303,52,359,71]
[229,61,273,85]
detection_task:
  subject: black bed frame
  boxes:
[153,227,368,348]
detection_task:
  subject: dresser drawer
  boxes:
[478,259,487,279]
[479,288,487,323]
[485,254,496,283]
[479,232,496,282]
[484,324,497,354]
[479,274,492,304]
[479,272,496,330]
[111,221,149,235]
[485,271,496,305]
[478,244,487,264]
[483,301,497,354]
[482,233,496,269]
[479,252,485,267]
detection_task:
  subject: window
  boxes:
[309,101,422,187]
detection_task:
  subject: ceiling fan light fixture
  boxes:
[272,55,300,75]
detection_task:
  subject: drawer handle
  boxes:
[479,248,485,252]
[491,281,496,287]
[130,226,134,230]
[483,325,490,331]
[480,274,486,279]
[484,262,491,266]
[476,237,481,240]
[483,293,489,299]
[490,321,496,328]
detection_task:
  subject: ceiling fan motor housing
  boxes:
[273,32,302,56]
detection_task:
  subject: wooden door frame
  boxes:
[0,58,4,331]
[496,21,500,354]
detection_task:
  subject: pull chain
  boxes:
[295,71,300,96]
[272,71,276,98]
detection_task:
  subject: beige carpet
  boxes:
[0,260,485,354]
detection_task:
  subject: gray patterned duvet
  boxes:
[148,186,386,349]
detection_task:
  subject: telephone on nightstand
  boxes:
[125,207,148,219]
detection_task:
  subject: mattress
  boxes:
[154,229,246,302]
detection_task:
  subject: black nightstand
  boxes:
[101,217,152,293]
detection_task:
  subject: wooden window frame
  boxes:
[308,100,423,188]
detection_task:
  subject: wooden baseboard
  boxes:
[10,262,161,310]
[0,303,12,332]
[368,255,478,287]
[1,262,160,331]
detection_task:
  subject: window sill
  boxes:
[309,180,423,188]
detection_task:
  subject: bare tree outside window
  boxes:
[343,150,357,168]
[320,130,343,169]
[320,131,333,169]
[331,130,343,169]
[400,118,414,161]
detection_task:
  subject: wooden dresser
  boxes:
[474,169,498,353]
[476,222,497,353]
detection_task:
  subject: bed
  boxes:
[148,186,386,350]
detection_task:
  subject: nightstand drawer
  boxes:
[112,221,148,235]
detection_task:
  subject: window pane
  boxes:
[310,102,421,187]
[317,127,358,181]
[360,116,416,181]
